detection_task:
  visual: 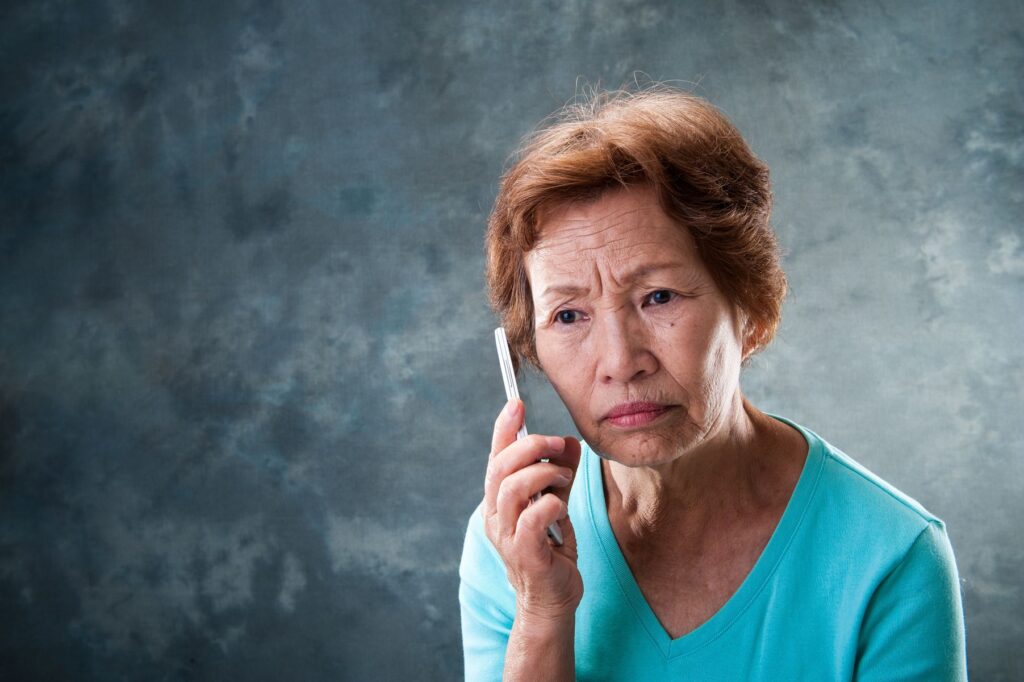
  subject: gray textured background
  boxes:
[1,0,1021,679]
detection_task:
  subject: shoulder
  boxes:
[816,426,941,527]
[776,418,967,677]
[777,416,952,570]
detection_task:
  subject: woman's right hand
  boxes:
[483,398,584,621]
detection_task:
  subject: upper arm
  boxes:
[459,504,516,681]
[854,521,968,681]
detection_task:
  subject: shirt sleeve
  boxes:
[459,503,516,682]
[854,520,968,681]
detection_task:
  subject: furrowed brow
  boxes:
[539,262,685,301]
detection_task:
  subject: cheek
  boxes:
[661,311,724,372]
[536,333,576,389]
[700,320,744,392]
[667,311,741,399]
[537,333,596,417]
[534,332,556,372]
[536,325,587,369]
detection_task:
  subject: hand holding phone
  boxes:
[494,327,564,545]
[483,328,584,620]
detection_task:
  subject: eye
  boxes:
[645,290,675,305]
[555,309,582,325]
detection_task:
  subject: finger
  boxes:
[484,434,568,518]
[490,399,523,460]
[514,492,568,558]
[555,513,577,554]
[495,462,573,537]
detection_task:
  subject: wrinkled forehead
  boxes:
[525,187,696,282]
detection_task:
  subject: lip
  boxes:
[603,402,673,427]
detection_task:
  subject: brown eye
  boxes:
[646,290,674,305]
[556,310,580,324]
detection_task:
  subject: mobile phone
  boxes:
[494,327,565,546]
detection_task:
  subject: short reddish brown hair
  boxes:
[485,86,787,374]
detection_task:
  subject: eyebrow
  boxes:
[538,262,687,300]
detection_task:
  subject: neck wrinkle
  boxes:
[603,393,772,539]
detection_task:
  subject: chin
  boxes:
[586,426,688,467]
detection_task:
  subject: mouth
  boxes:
[603,402,674,428]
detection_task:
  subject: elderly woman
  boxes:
[459,87,967,680]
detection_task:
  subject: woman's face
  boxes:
[525,184,751,467]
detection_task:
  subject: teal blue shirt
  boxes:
[459,416,968,680]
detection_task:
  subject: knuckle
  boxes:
[484,511,508,544]
[485,459,508,486]
[495,479,518,508]
[518,507,540,533]
[541,492,565,515]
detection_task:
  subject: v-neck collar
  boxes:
[582,413,825,659]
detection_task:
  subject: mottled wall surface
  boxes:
[0,0,1020,679]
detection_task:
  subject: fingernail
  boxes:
[546,436,565,452]
[505,399,520,418]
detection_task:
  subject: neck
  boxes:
[602,394,796,539]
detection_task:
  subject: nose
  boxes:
[594,307,658,384]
